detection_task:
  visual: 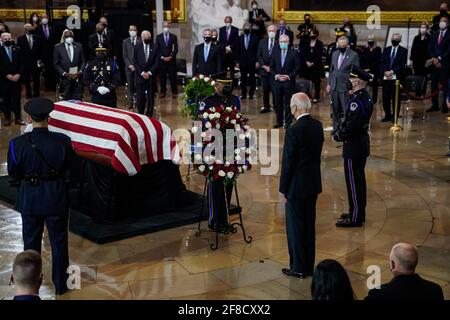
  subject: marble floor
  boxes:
[0,86,449,300]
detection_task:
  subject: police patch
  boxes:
[350,102,358,111]
[199,101,205,111]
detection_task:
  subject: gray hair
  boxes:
[291,92,312,110]
[279,34,290,42]
[338,35,349,44]
[141,30,151,37]
[392,32,402,40]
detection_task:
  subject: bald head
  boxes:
[390,243,418,275]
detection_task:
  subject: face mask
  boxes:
[211,36,217,42]
[420,27,427,34]
[440,9,447,15]
[279,24,285,30]
[310,35,317,40]
[143,38,151,44]
[391,40,400,46]
[439,21,447,30]
[204,36,212,43]
[244,29,250,35]
[3,40,12,47]
[368,40,374,46]
[338,47,347,53]
[252,4,258,9]
[163,27,169,33]
[102,23,107,28]
[346,80,353,90]
[129,30,137,37]
[222,85,233,96]
[64,37,73,44]
[305,18,310,24]
[225,22,231,27]
[268,31,276,39]
[41,18,48,25]
[32,16,38,23]
[280,43,288,50]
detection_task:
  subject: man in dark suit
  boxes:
[275,18,294,47]
[270,34,299,129]
[366,243,444,300]
[432,2,450,33]
[258,24,277,113]
[155,21,178,99]
[8,98,78,295]
[122,25,141,109]
[248,0,271,39]
[11,250,43,301]
[88,23,111,58]
[192,29,222,76]
[0,32,26,126]
[279,92,324,278]
[360,35,382,104]
[235,23,259,100]
[427,16,450,113]
[99,16,116,57]
[381,33,408,121]
[36,13,56,92]
[133,30,159,116]
[219,16,239,75]
[17,23,42,98]
[53,29,86,101]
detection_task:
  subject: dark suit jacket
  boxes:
[155,33,178,61]
[248,8,271,34]
[235,34,259,67]
[258,38,277,76]
[13,295,41,301]
[276,29,294,47]
[0,45,25,80]
[270,46,299,87]
[381,45,408,80]
[328,48,360,92]
[53,42,86,77]
[192,43,222,76]
[218,26,239,47]
[36,24,57,64]
[360,46,382,79]
[428,29,450,69]
[88,33,112,57]
[17,34,41,75]
[279,115,324,199]
[133,42,159,84]
[365,274,444,300]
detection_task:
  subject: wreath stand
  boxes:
[195,178,252,250]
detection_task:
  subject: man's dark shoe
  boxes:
[426,106,439,112]
[336,218,363,228]
[273,123,283,129]
[282,268,308,278]
[260,107,271,114]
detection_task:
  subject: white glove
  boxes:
[97,86,110,95]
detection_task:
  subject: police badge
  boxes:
[350,102,358,111]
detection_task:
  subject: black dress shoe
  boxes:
[273,124,283,129]
[336,218,363,228]
[442,107,448,113]
[340,212,351,220]
[260,108,271,114]
[426,106,439,112]
[55,287,70,295]
[282,268,308,278]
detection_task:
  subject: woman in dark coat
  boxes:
[410,22,431,96]
[302,28,324,103]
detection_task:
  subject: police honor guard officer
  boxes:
[7,98,77,295]
[84,44,121,108]
[333,66,374,227]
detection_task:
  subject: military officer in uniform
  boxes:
[84,44,121,108]
[333,65,374,228]
[200,71,240,233]
[7,98,77,295]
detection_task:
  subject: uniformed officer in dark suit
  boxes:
[7,98,77,295]
[84,44,121,108]
[200,71,240,233]
[333,65,374,228]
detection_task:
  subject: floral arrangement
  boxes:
[191,105,253,184]
[181,74,216,119]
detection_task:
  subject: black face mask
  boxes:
[310,35,317,40]
[440,9,448,15]
[338,47,347,53]
[368,40,375,46]
[211,36,217,42]
[346,80,353,90]
[391,40,400,47]
[243,29,250,35]
[102,23,107,28]
[204,37,212,43]
[143,38,151,44]
[3,40,12,47]
[221,85,233,96]
[305,18,311,24]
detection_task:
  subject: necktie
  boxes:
[67,44,73,62]
[269,39,273,56]
[438,31,444,45]
[245,35,249,50]
[281,50,286,67]
[390,48,396,69]
[226,28,230,41]
[28,35,33,49]
[338,53,344,69]
[165,34,169,46]
[131,38,135,46]
[6,47,12,62]
[145,44,149,61]
[204,44,209,61]
[44,25,49,39]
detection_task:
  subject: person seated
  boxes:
[311,259,355,300]
[10,250,43,301]
[365,242,444,300]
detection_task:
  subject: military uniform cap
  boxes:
[335,27,347,36]
[211,69,233,84]
[350,64,373,82]
[95,43,108,51]
[24,97,54,121]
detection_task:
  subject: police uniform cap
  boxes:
[335,27,347,36]
[350,65,373,82]
[95,43,108,51]
[211,70,233,84]
[24,97,54,121]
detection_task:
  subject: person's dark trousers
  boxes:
[24,67,41,98]
[3,82,22,121]
[306,70,321,100]
[413,63,428,96]
[285,195,317,274]
[312,78,321,100]
[370,76,379,104]
[159,60,177,94]
[430,66,449,111]
[21,213,69,293]
[207,180,233,229]
[125,69,136,107]
[382,80,397,119]
[60,77,83,101]
[344,157,367,224]
[261,74,274,109]
[136,80,155,116]
[240,66,256,98]
[92,92,117,108]
[274,84,293,127]
[43,62,56,91]
[330,90,349,131]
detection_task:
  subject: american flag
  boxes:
[48,101,180,176]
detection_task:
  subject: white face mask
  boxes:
[163,27,169,33]
[64,37,74,45]
[439,21,448,30]
[41,18,48,25]
[129,30,137,38]
[420,27,427,34]
[225,22,231,28]
[252,4,258,9]
[268,31,276,39]
[32,16,38,23]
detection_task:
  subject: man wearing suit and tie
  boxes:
[276,19,294,48]
[248,1,271,39]
[17,24,42,98]
[155,21,178,99]
[258,24,277,114]
[427,16,450,113]
[53,29,86,101]
[219,16,239,76]
[326,36,360,131]
[122,25,141,109]
[133,30,159,116]
[235,23,259,100]
[271,34,299,129]
[381,33,407,122]
[192,29,222,76]
[88,23,111,58]
[36,13,56,92]
[279,92,324,279]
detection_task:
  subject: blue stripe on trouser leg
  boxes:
[348,158,359,223]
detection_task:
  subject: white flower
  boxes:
[209,165,214,170]
[205,122,212,129]
[199,74,204,79]
[235,155,242,161]
[239,133,246,140]
[214,112,220,118]
[203,112,208,119]
[216,123,221,129]
[242,165,248,171]
[193,76,198,81]
[215,159,223,164]
[211,81,216,86]
[192,126,199,133]
[238,167,243,173]
[218,170,226,177]
[225,117,230,122]
[226,107,232,112]
[210,107,216,112]
[234,149,241,155]
[196,142,202,147]
[225,161,230,166]
[194,154,202,161]
[235,124,241,131]
[236,114,241,119]
[227,171,234,179]
[201,132,206,138]
[208,113,215,120]
[198,165,205,172]
[230,119,237,125]
[204,77,210,82]
[204,156,210,162]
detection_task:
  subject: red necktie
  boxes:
[438,31,444,45]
